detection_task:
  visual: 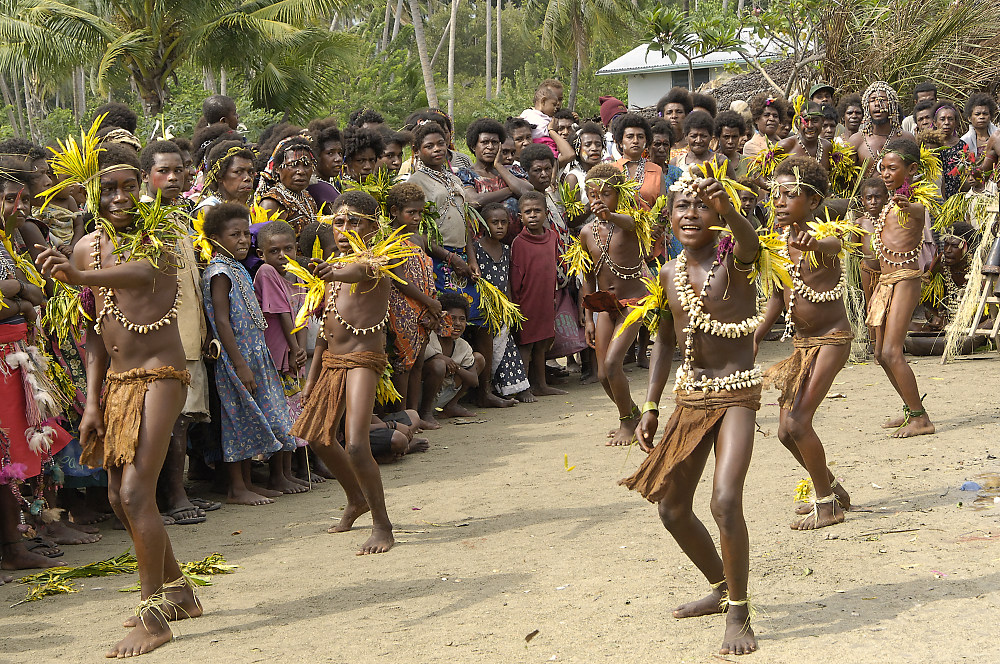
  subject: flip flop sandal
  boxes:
[189,497,222,512]
[25,537,64,558]
[162,507,206,525]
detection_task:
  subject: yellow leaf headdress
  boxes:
[746,143,788,180]
[38,114,129,215]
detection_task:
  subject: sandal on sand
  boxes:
[189,497,222,512]
[162,507,207,525]
[25,537,64,558]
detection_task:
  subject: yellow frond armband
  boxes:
[334,225,418,292]
[746,143,787,180]
[752,230,793,296]
[920,270,946,307]
[558,181,586,219]
[475,277,525,335]
[829,139,860,198]
[918,143,942,185]
[191,210,214,263]
[41,281,90,343]
[562,235,593,278]
[804,212,866,268]
[284,257,327,333]
[376,365,403,405]
[892,179,940,228]
[614,268,670,338]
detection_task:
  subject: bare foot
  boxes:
[891,414,935,438]
[439,403,474,418]
[248,484,282,498]
[791,499,845,530]
[883,413,906,428]
[719,604,757,656]
[673,586,727,618]
[406,438,430,454]
[39,520,102,545]
[0,542,62,570]
[795,483,851,514]
[65,520,101,535]
[107,613,172,658]
[357,526,394,555]
[476,392,518,408]
[532,384,568,396]
[515,390,537,403]
[637,353,649,369]
[288,474,312,488]
[418,413,442,429]
[226,489,273,506]
[606,420,638,447]
[579,372,599,385]
[0,572,12,585]
[68,502,111,525]
[123,582,202,627]
[267,476,309,495]
[329,501,370,533]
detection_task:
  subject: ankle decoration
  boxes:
[710,580,727,590]
[814,494,837,505]
[725,595,759,632]
[898,395,928,429]
[620,404,640,421]
[830,478,840,490]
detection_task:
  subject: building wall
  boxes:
[625,67,719,108]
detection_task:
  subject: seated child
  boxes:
[475,202,531,403]
[253,219,311,495]
[202,203,297,506]
[419,292,486,421]
[511,192,566,397]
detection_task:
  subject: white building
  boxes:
[597,33,779,108]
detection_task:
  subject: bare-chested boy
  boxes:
[754,157,853,529]
[848,82,916,178]
[621,169,764,656]
[293,190,396,554]
[576,163,650,447]
[866,138,935,437]
[777,102,833,173]
[37,142,200,657]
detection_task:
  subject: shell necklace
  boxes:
[780,228,846,339]
[593,222,645,280]
[321,282,388,336]
[673,250,763,393]
[625,157,647,188]
[91,232,180,335]
[872,203,920,266]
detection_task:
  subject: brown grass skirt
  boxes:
[763,330,854,410]
[866,268,923,327]
[619,385,762,503]
[291,351,388,447]
[81,366,190,469]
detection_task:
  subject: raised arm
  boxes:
[36,242,157,290]
[696,178,760,264]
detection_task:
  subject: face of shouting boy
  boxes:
[670,191,718,251]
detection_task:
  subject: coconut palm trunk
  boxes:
[495,0,502,96]
[447,0,459,116]
[486,0,492,101]
[409,0,440,107]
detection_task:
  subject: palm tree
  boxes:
[495,0,502,97]
[93,0,352,115]
[529,0,638,109]
[446,0,460,116]
[408,0,439,107]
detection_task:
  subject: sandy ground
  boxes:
[2,342,999,664]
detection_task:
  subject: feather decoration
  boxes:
[918,143,943,185]
[752,230,793,296]
[561,235,593,278]
[283,257,327,333]
[558,181,586,218]
[475,277,525,335]
[614,268,669,338]
[37,114,129,214]
[420,201,445,248]
[191,209,214,263]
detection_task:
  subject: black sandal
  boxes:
[24,536,64,558]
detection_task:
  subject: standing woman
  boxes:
[256,136,319,235]
[195,141,256,212]
[612,113,664,210]
[406,123,480,313]
[933,102,967,200]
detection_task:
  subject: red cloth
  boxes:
[511,228,557,345]
[0,323,71,478]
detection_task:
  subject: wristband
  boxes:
[642,401,659,414]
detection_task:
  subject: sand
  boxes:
[2,344,999,664]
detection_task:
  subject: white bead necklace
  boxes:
[872,203,921,266]
[780,228,847,339]
[91,233,181,335]
[673,250,764,393]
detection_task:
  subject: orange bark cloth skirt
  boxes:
[81,366,190,469]
[866,268,923,327]
[619,385,762,503]
[763,330,854,410]
[582,290,643,314]
[291,351,388,447]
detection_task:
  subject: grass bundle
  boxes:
[475,277,525,335]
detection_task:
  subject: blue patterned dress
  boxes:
[203,255,295,463]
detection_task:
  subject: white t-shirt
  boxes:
[520,108,552,141]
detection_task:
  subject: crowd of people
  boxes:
[0,74,998,657]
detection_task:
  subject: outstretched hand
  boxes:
[788,229,820,253]
[696,178,735,217]
[310,259,337,282]
[35,245,80,284]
